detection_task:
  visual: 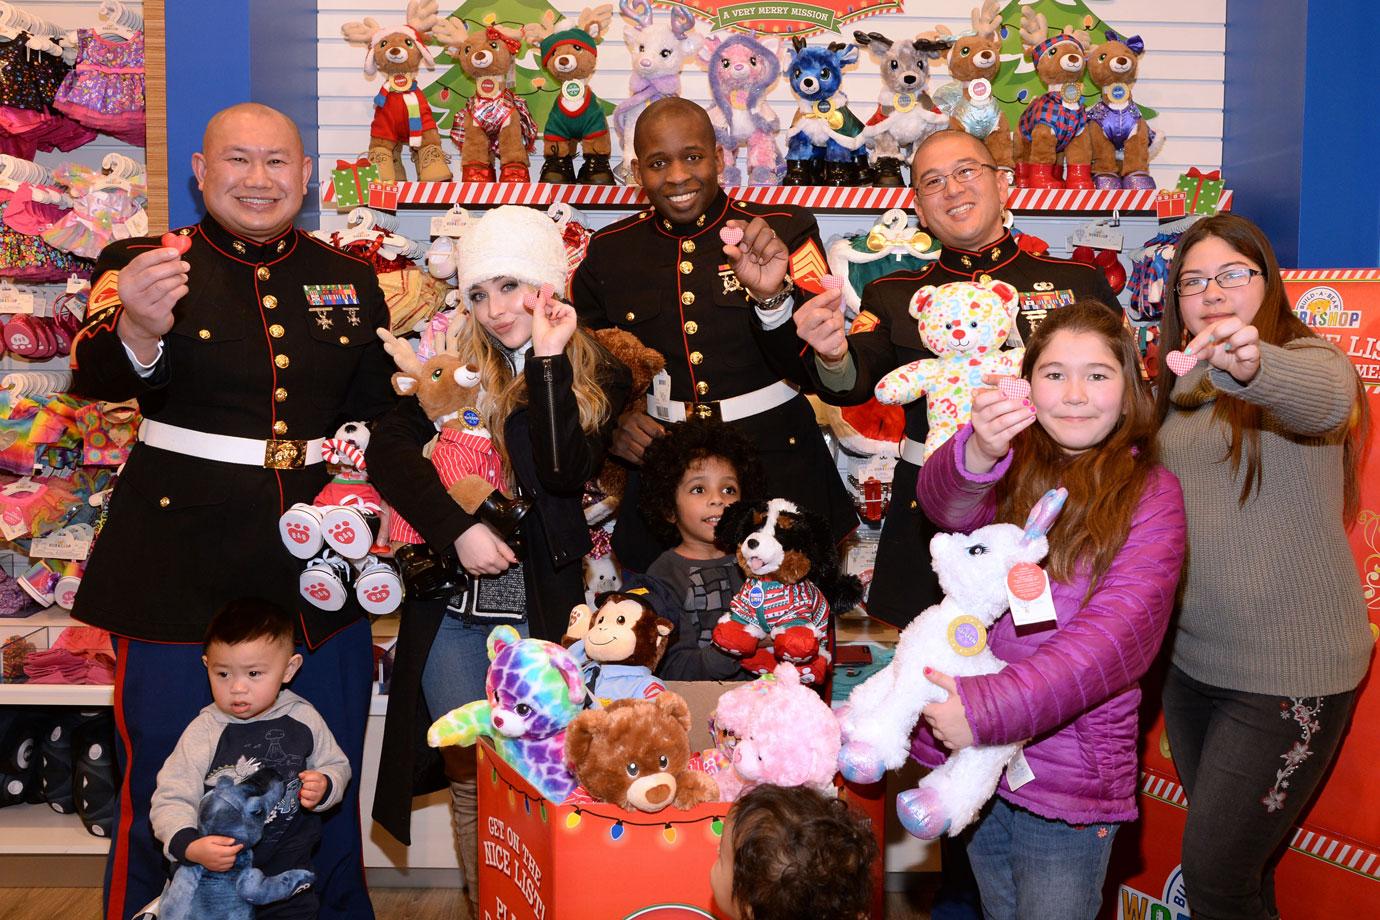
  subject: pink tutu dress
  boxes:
[52,30,145,147]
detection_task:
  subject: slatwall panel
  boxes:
[315,0,1224,208]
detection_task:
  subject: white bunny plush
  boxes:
[836,488,1066,838]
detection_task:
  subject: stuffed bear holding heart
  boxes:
[874,279,1024,461]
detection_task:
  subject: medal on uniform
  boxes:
[310,306,333,329]
[719,264,743,295]
[344,307,360,326]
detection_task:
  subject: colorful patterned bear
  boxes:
[874,279,1024,460]
[427,625,585,803]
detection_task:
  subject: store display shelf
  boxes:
[0,682,113,706]
[0,803,110,855]
[326,180,1232,217]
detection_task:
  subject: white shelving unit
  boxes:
[0,802,109,855]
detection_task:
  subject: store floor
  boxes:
[0,884,942,918]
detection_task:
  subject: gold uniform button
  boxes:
[269,324,285,338]
[274,387,288,402]
[263,295,278,309]
[275,354,290,369]
[232,241,246,254]
[256,266,270,281]
[273,420,288,435]
[158,497,170,508]
[682,240,695,254]
[696,380,709,396]
[681,292,695,306]
[979,274,993,283]
[338,335,350,345]
[277,240,287,253]
[625,311,636,321]
[910,500,918,510]
[197,329,211,340]
[690,351,704,365]
[788,436,797,445]
[679,261,693,274]
[684,320,698,335]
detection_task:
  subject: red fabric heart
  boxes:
[997,377,1032,400]
[1165,350,1199,376]
[161,232,191,255]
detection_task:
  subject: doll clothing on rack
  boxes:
[0,32,72,112]
[74,401,138,466]
[1,184,70,236]
[52,30,145,147]
[41,164,147,260]
[0,222,92,280]
[0,107,97,155]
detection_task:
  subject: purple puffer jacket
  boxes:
[908,425,1185,825]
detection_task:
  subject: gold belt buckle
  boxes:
[690,401,722,422]
[264,439,308,470]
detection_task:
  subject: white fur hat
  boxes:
[454,205,569,298]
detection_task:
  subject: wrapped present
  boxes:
[368,182,400,211]
[1174,168,1224,216]
[331,158,379,209]
[1155,190,1187,220]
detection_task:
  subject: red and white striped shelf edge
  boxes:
[1281,269,1380,281]
[323,180,1231,217]
[1140,770,1380,881]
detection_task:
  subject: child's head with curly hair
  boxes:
[638,419,765,558]
[710,783,877,920]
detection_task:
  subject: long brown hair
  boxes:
[457,293,611,482]
[995,300,1159,589]
[1156,214,1369,520]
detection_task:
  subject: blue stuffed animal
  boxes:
[153,768,314,920]
[783,38,868,187]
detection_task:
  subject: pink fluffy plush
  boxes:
[710,662,841,800]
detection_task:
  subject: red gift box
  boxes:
[1155,190,1187,220]
[368,182,400,211]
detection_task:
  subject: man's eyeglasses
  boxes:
[1173,268,1264,297]
[916,164,998,197]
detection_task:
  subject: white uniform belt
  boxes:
[139,419,326,470]
[899,436,926,467]
[648,379,798,424]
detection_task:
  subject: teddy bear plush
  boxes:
[340,0,452,183]
[431,17,538,183]
[1085,29,1157,190]
[278,422,404,616]
[700,32,785,186]
[874,279,1024,462]
[563,588,675,707]
[707,663,840,800]
[584,328,665,527]
[711,499,863,686]
[564,691,719,812]
[154,768,314,920]
[930,1,1014,174]
[837,490,1066,839]
[1014,8,1094,189]
[375,322,530,547]
[523,5,615,185]
[428,625,585,803]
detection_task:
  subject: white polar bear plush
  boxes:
[836,488,1066,838]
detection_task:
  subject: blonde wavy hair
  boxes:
[455,291,612,480]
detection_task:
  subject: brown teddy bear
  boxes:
[565,692,720,812]
[584,328,665,526]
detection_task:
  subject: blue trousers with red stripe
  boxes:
[103,618,375,920]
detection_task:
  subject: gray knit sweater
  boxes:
[1158,338,1371,697]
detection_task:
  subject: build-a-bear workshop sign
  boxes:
[675,0,901,36]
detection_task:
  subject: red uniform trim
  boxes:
[106,637,134,920]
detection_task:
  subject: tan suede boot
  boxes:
[416,143,453,182]
[368,143,397,183]
[450,779,481,917]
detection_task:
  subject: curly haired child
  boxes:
[710,783,877,920]
[639,418,766,680]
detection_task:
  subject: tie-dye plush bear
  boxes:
[427,625,585,802]
[874,279,1024,461]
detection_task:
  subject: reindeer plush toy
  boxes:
[1014,8,1093,189]
[931,1,1014,174]
[1085,29,1157,190]
[341,0,452,183]
[848,30,951,187]
[610,0,703,185]
[837,489,1067,839]
[432,16,537,183]
[524,5,615,185]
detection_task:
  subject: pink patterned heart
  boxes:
[719,225,744,246]
[538,282,555,303]
[521,290,541,312]
[1165,349,1199,376]
[821,275,843,291]
[997,377,1031,400]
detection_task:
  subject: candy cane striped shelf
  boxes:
[1140,770,1380,881]
[324,180,1232,218]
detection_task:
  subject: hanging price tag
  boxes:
[1006,562,1057,627]
[1068,220,1124,252]
[430,206,471,238]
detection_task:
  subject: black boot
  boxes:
[782,159,813,186]
[825,161,854,187]
[394,543,467,600]
[874,157,905,187]
[475,492,532,543]
[539,155,577,184]
[578,154,616,185]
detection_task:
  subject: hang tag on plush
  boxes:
[1006,562,1057,627]
[1068,220,1123,252]
[1005,749,1035,790]
[645,370,686,423]
[430,206,470,239]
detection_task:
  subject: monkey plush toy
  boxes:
[563,588,676,708]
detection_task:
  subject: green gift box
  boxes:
[1175,168,1225,216]
[331,158,379,209]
